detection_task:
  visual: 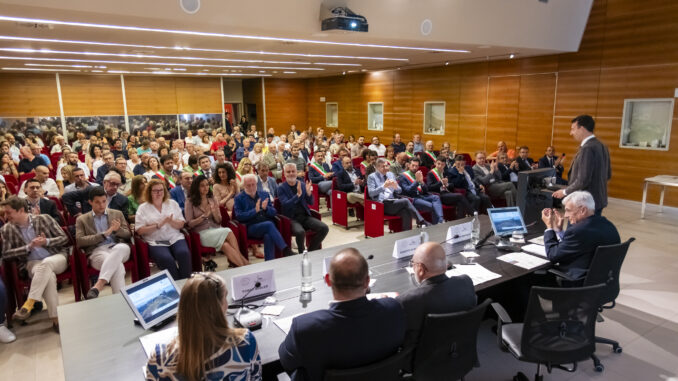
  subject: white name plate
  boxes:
[392,232,428,259]
[230,269,276,301]
[446,222,473,244]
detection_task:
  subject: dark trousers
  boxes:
[466,191,493,213]
[291,214,329,252]
[247,221,287,261]
[0,278,6,324]
[148,239,192,280]
[439,192,474,218]
[413,194,444,223]
[383,198,422,230]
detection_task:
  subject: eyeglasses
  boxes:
[108,182,122,187]
[151,189,165,194]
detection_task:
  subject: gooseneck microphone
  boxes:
[234,281,263,330]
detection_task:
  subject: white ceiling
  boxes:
[0,0,593,78]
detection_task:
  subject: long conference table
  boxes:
[58,215,549,380]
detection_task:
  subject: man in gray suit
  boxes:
[473,151,517,206]
[552,115,611,215]
[397,242,476,350]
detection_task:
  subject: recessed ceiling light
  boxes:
[91,70,103,73]
[0,35,409,62]
[283,71,296,74]
[2,67,80,72]
[445,61,449,66]
[342,71,346,75]
[509,54,515,59]
[0,15,471,53]
[172,68,186,71]
[0,55,325,71]
[25,63,92,68]
[107,69,270,76]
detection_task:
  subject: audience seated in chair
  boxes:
[449,155,492,213]
[18,165,59,198]
[472,151,517,206]
[425,158,474,219]
[308,150,333,203]
[256,162,278,200]
[335,156,365,205]
[62,171,129,222]
[397,157,444,224]
[21,178,63,225]
[75,186,132,299]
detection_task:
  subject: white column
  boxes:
[220,76,226,130]
[120,74,130,133]
[261,77,267,136]
[55,73,67,138]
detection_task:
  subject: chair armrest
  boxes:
[310,210,322,220]
[548,268,577,282]
[491,302,512,352]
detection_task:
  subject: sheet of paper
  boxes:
[366,292,398,300]
[274,313,304,335]
[139,326,178,358]
[528,236,545,245]
[522,243,547,258]
[405,266,414,274]
[261,305,285,316]
[369,279,376,287]
[445,264,501,286]
[497,252,551,270]
[460,251,480,258]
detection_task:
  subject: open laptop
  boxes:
[121,270,181,330]
[487,206,528,237]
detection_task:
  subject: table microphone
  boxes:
[234,281,263,330]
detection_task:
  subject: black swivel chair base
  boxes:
[513,362,578,381]
[590,335,623,372]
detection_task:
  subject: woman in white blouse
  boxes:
[135,179,192,279]
[144,156,161,181]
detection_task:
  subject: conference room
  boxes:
[1,0,677,380]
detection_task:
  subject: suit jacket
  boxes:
[396,274,476,349]
[62,186,129,222]
[256,176,278,199]
[538,155,564,175]
[515,156,534,172]
[0,214,70,272]
[169,185,186,210]
[425,168,450,193]
[277,180,314,219]
[278,296,406,381]
[566,137,611,209]
[308,161,332,184]
[449,166,480,191]
[95,164,111,184]
[398,171,430,197]
[330,160,343,175]
[75,209,132,255]
[335,168,363,194]
[544,215,620,280]
[496,163,513,182]
[30,198,64,226]
[472,163,503,187]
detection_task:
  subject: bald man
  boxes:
[397,242,477,349]
[279,248,406,380]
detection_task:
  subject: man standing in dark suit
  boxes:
[538,146,567,185]
[542,191,620,280]
[279,248,406,380]
[397,242,476,349]
[552,115,611,215]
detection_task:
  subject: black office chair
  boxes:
[410,299,491,381]
[492,284,604,381]
[323,347,412,381]
[549,237,635,372]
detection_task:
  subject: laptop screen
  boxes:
[121,270,180,330]
[487,207,528,237]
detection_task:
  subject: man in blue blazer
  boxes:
[277,163,328,252]
[255,162,278,201]
[169,172,192,211]
[397,157,443,224]
[542,190,620,280]
[279,248,406,380]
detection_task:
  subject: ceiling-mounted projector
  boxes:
[321,7,368,32]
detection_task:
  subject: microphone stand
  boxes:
[234,281,261,329]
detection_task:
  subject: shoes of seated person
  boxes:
[0,325,16,343]
[417,220,433,228]
[52,323,60,334]
[31,301,43,316]
[86,288,100,300]
[13,308,31,321]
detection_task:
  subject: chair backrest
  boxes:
[583,237,634,306]
[412,299,490,381]
[323,347,412,381]
[520,284,604,365]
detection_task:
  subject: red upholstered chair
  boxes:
[363,187,403,238]
[351,157,363,170]
[8,227,81,305]
[18,172,35,185]
[331,177,364,229]
[419,166,430,178]
[230,206,285,260]
[74,240,139,300]
[4,174,19,195]
[310,183,331,212]
[134,230,203,277]
[47,196,64,211]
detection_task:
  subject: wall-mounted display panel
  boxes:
[423,102,445,135]
[367,102,383,131]
[620,98,673,151]
[326,102,338,128]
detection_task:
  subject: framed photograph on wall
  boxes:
[423,102,445,135]
[620,98,673,151]
[326,102,338,128]
[367,102,383,131]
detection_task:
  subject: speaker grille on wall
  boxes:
[179,0,200,14]
[420,19,433,36]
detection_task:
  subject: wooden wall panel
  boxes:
[60,74,124,116]
[0,73,60,117]
[264,78,307,132]
[516,74,557,153]
[486,76,520,150]
[175,77,221,114]
[457,116,486,154]
[391,70,413,140]
[125,76,177,115]
[557,0,606,72]
[554,70,601,117]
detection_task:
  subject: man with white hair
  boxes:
[541,190,620,280]
[397,242,476,349]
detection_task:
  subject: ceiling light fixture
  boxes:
[0,15,471,53]
[0,36,409,62]
[2,67,80,72]
[25,63,92,68]
[107,69,271,77]
[283,71,296,74]
[509,53,515,59]
[0,55,325,71]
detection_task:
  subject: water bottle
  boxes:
[300,250,314,292]
[471,211,480,246]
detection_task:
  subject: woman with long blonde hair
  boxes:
[145,272,261,381]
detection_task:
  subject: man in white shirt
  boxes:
[18,166,59,198]
[56,152,90,182]
[368,136,386,157]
